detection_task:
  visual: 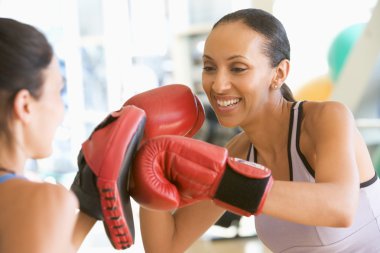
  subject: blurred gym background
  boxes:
[1,0,379,252]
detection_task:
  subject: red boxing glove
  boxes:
[124,84,205,140]
[130,136,273,216]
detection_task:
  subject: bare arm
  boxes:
[262,102,361,227]
[140,201,225,253]
[138,102,366,251]
[137,132,249,252]
[3,183,79,253]
[4,182,96,253]
[72,211,97,251]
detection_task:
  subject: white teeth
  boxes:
[217,98,241,107]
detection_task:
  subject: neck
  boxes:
[0,167,16,174]
[0,142,26,175]
[242,99,293,154]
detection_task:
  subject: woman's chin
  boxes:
[32,149,53,160]
[217,118,239,129]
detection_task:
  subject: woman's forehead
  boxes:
[40,57,63,91]
[204,22,266,59]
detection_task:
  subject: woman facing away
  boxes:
[0,16,217,253]
[0,18,96,253]
[134,8,380,253]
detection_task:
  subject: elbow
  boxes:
[325,205,355,227]
[331,197,358,228]
[334,210,355,227]
[327,183,359,228]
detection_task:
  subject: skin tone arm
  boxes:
[1,180,96,253]
[262,102,363,227]
[72,211,97,251]
[139,102,369,252]
[140,201,225,253]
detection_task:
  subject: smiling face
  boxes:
[202,21,276,128]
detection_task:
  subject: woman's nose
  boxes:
[212,71,231,93]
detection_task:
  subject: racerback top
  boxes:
[248,101,380,252]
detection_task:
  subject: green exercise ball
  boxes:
[327,23,365,82]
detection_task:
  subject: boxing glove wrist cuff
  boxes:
[213,158,273,216]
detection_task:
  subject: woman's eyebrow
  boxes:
[202,54,213,60]
[202,54,248,60]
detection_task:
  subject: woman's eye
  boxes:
[202,66,215,72]
[231,67,246,73]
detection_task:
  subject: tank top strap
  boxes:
[246,142,255,162]
[288,101,300,180]
[0,173,26,184]
[289,101,316,181]
[246,101,303,165]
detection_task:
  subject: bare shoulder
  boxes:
[9,180,78,222]
[300,101,358,160]
[1,179,77,211]
[302,101,355,134]
[19,180,76,205]
[225,131,251,159]
[0,180,78,252]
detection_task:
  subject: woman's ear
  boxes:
[271,59,290,89]
[13,89,33,124]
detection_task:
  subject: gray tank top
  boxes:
[248,101,380,252]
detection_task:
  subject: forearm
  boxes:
[140,201,225,253]
[140,207,176,253]
[262,180,359,227]
[71,211,97,251]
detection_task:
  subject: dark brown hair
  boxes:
[213,8,296,102]
[0,18,53,144]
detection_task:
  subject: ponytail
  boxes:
[280,83,296,102]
